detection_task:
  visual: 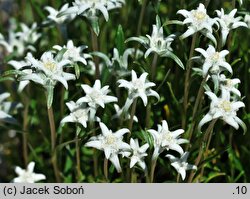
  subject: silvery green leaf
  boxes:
[163,51,184,69]
[55,48,67,62]
[90,17,100,36]
[74,63,80,79]
[91,51,112,66]
[156,15,161,29]
[125,36,148,46]
[46,86,54,108]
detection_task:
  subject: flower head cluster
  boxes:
[195,45,231,77]
[61,101,91,128]
[216,9,247,46]
[0,20,40,57]
[13,162,46,183]
[199,90,245,131]
[85,122,130,172]
[166,152,197,180]
[44,4,76,25]
[177,3,217,44]
[118,70,159,111]
[58,0,125,35]
[148,120,188,160]
[126,16,184,69]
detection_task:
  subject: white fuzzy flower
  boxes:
[216,8,247,46]
[219,74,241,97]
[166,152,197,180]
[148,120,188,160]
[16,23,41,44]
[177,3,217,44]
[61,101,91,128]
[85,122,130,172]
[118,70,159,110]
[129,138,149,170]
[199,90,245,131]
[195,45,232,76]
[244,14,250,28]
[44,4,76,24]
[53,40,87,65]
[13,162,46,183]
[24,51,75,89]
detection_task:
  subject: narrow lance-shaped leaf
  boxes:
[46,85,54,108]
[115,25,125,54]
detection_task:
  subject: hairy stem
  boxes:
[150,158,157,183]
[188,119,217,183]
[22,97,29,167]
[76,127,81,182]
[47,106,61,182]
[91,29,100,79]
[182,33,198,129]
[104,158,109,182]
[128,99,138,131]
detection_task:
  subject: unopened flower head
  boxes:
[118,70,159,109]
[148,120,188,160]
[13,162,46,183]
[177,3,217,44]
[129,138,149,170]
[216,8,247,46]
[199,90,245,131]
[85,122,130,172]
[195,45,232,76]
[166,152,197,180]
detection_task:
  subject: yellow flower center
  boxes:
[163,132,173,142]
[226,79,233,87]
[220,100,231,112]
[44,61,56,71]
[212,52,220,61]
[105,135,116,145]
[194,11,206,21]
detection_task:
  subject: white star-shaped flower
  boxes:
[61,101,91,128]
[216,8,247,46]
[53,40,87,65]
[177,3,217,44]
[148,120,188,160]
[195,45,232,76]
[44,4,76,25]
[24,51,75,89]
[13,162,46,183]
[85,122,130,172]
[199,90,245,131]
[129,138,149,170]
[166,152,197,180]
[118,70,159,109]
[219,74,241,97]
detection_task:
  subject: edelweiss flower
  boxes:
[118,70,159,110]
[44,4,76,25]
[24,51,75,89]
[195,45,232,76]
[53,40,87,65]
[85,122,130,172]
[219,74,241,97]
[177,3,217,44]
[77,80,117,119]
[244,14,250,28]
[166,152,197,180]
[61,101,91,128]
[126,17,183,68]
[13,162,46,183]
[199,90,245,131]
[129,138,149,170]
[16,23,41,44]
[148,120,188,160]
[216,8,247,46]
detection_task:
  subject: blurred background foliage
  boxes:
[0,0,250,182]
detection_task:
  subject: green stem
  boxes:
[47,106,61,182]
[90,121,98,177]
[76,127,81,182]
[91,29,100,79]
[104,158,109,182]
[136,0,148,36]
[128,99,138,131]
[187,119,217,183]
[150,158,157,183]
[182,33,198,129]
